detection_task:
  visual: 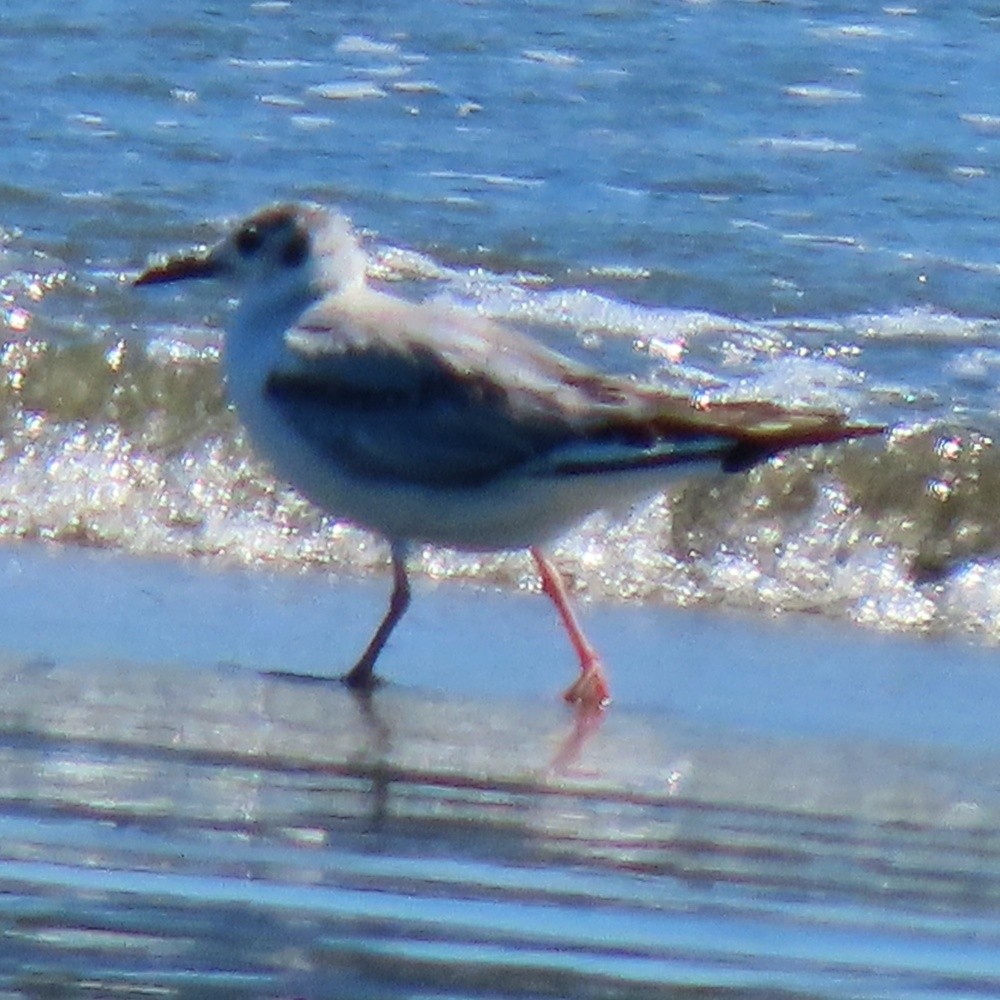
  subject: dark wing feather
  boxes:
[265,342,572,488]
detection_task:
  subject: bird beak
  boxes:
[134,250,221,286]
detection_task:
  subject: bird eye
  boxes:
[235,224,263,257]
[280,230,309,268]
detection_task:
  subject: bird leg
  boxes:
[531,548,611,709]
[343,543,411,691]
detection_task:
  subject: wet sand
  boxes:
[1,542,999,997]
[3,541,999,756]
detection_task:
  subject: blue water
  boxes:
[5,1,1000,318]
[4,0,1000,620]
[3,3,1000,996]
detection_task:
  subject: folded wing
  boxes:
[266,306,882,490]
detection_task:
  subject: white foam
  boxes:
[521,49,581,68]
[848,308,1000,343]
[335,35,402,58]
[783,85,863,102]
[308,82,387,101]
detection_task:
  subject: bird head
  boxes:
[135,203,366,313]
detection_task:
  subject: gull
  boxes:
[135,203,882,708]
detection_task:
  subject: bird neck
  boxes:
[224,285,312,398]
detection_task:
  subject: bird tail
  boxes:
[658,398,885,473]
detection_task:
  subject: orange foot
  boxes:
[562,664,611,710]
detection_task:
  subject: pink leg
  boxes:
[531,548,611,708]
[343,543,410,691]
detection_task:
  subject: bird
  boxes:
[135,203,883,709]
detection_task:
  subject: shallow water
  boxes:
[2,2,1000,995]
[1,545,999,999]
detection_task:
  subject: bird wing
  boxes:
[266,301,577,488]
[581,388,885,474]
[266,292,881,489]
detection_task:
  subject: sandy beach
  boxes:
[1,544,998,997]
[5,542,998,756]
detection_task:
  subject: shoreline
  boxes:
[2,539,998,758]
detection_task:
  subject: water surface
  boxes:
[2,2,1000,995]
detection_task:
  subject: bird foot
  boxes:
[562,664,611,710]
[340,663,383,693]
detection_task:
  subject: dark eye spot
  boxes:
[280,230,309,268]
[235,224,263,257]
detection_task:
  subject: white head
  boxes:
[135,203,366,317]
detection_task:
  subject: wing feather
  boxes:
[265,296,881,489]
[265,340,570,487]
